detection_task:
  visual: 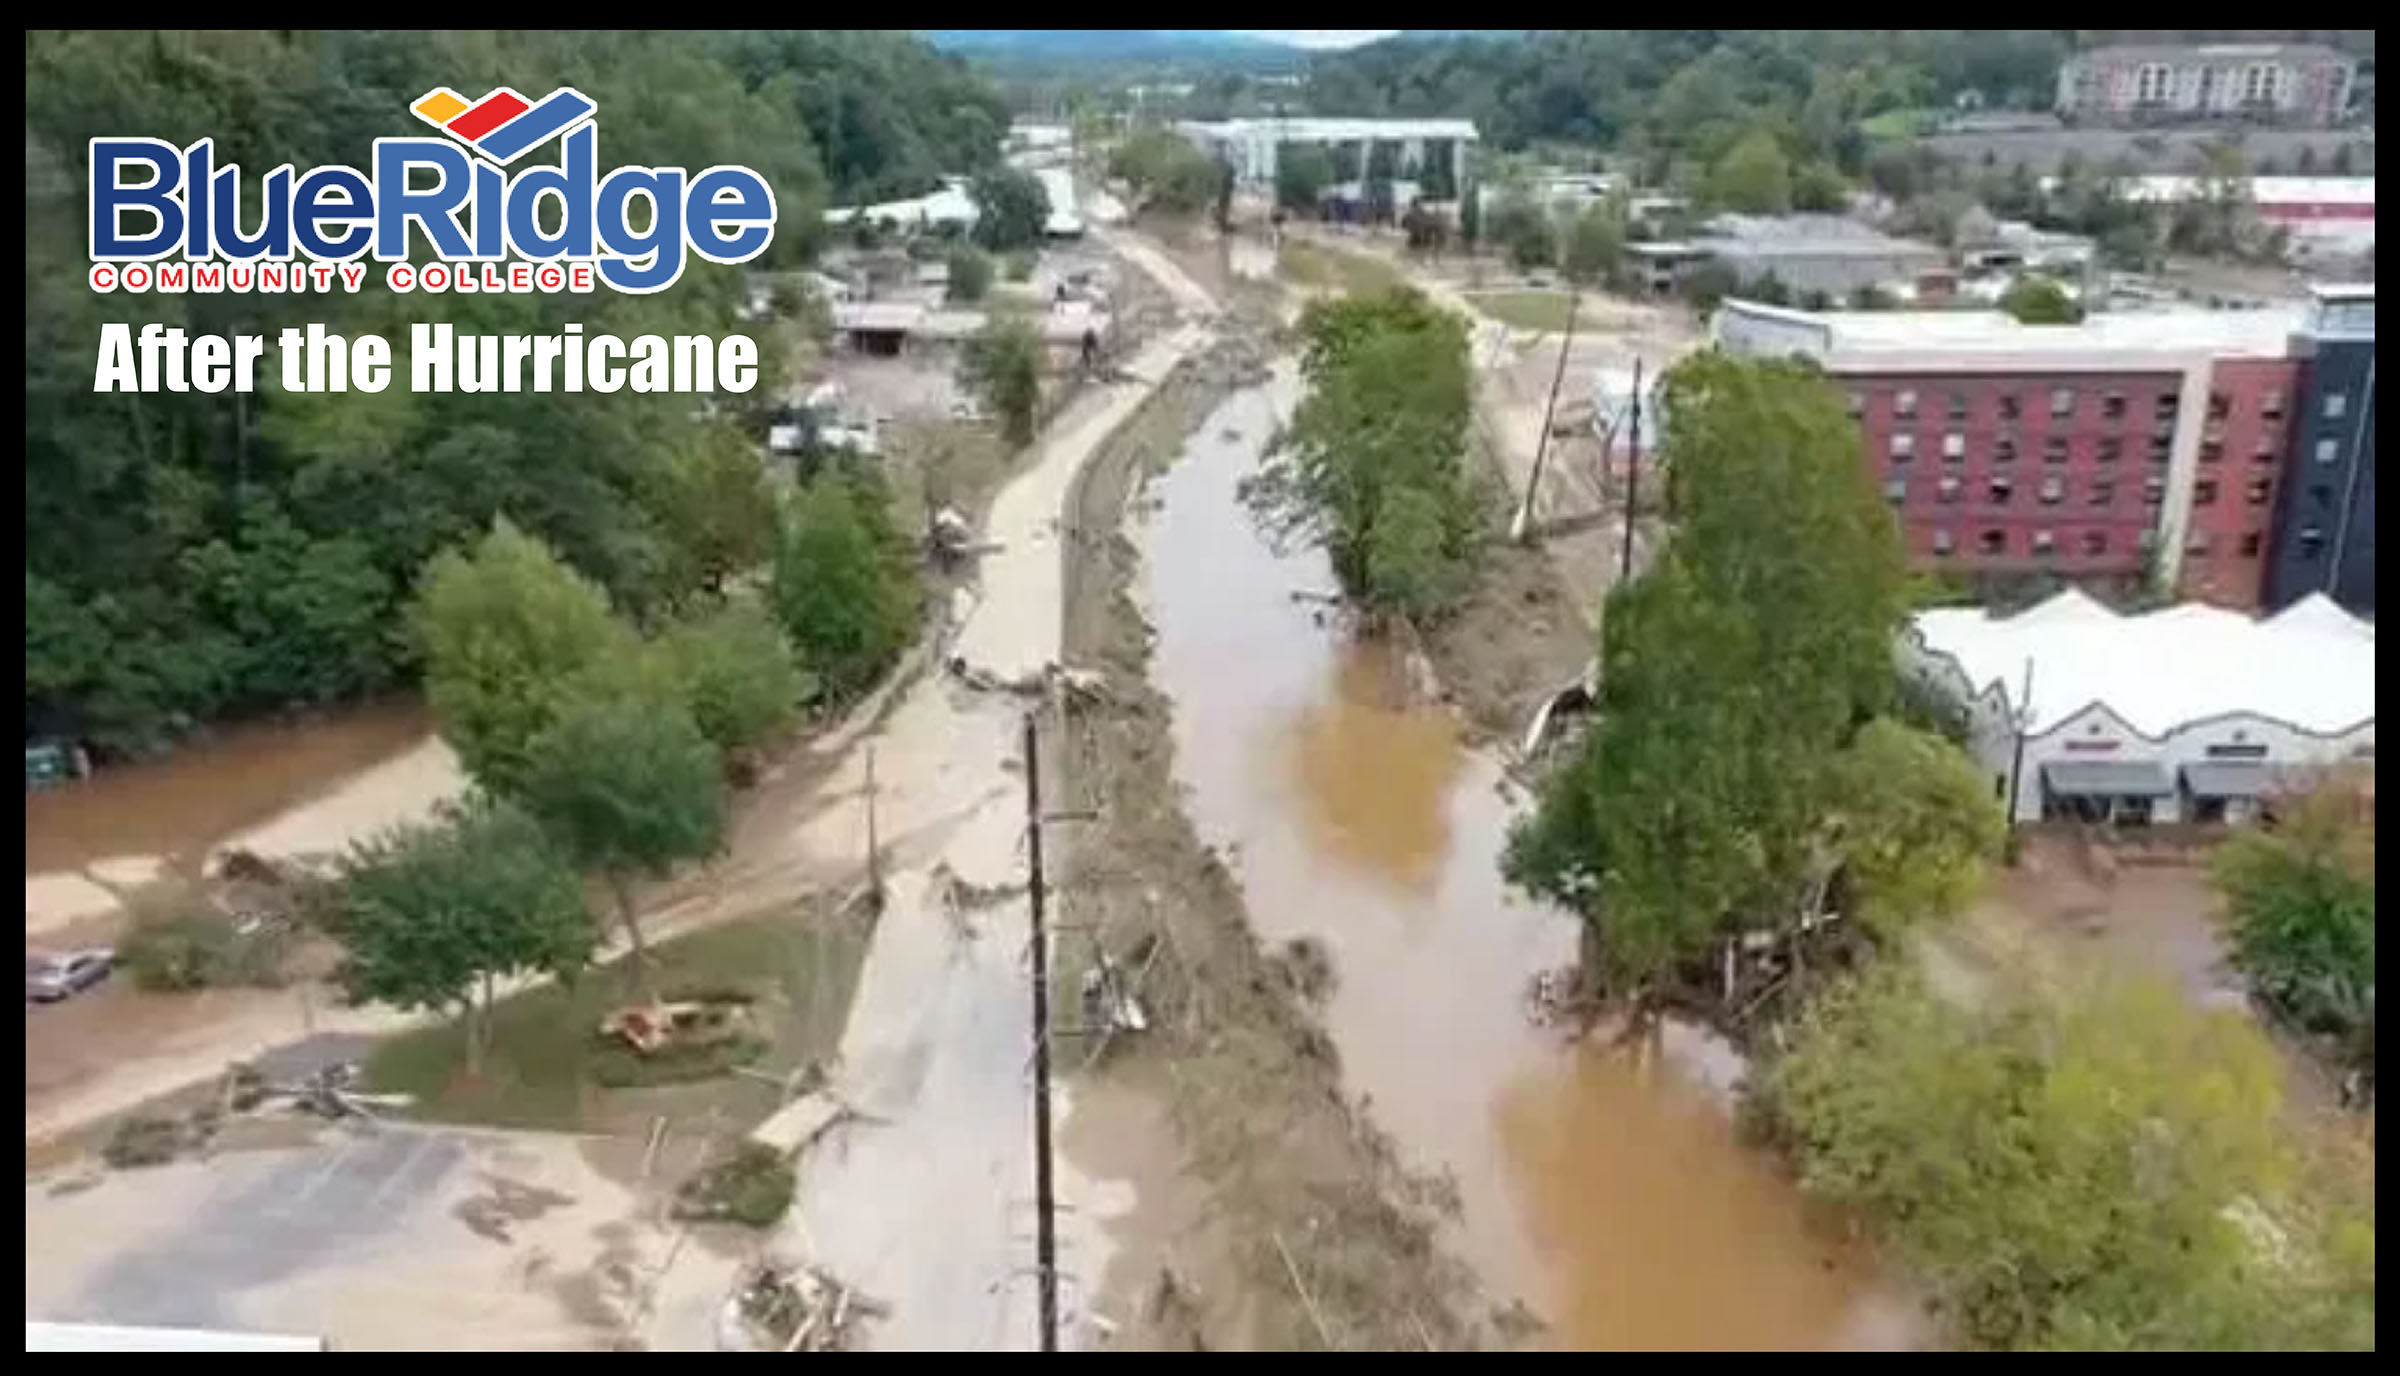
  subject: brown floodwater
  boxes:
[1134,365,1920,1351]
[24,698,438,875]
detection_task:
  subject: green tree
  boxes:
[413,520,641,798]
[327,795,595,1074]
[642,431,777,600]
[1267,290,1481,620]
[519,688,726,991]
[1791,160,1851,212]
[1827,719,2007,937]
[769,466,920,702]
[1489,193,1558,272]
[2000,275,2085,324]
[1763,962,2374,1351]
[971,167,1050,251]
[1276,143,1334,213]
[1506,355,1910,996]
[946,245,993,303]
[1706,128,1794,214]
[655,596,813,757]
[961,316,1044,446]
[2213,772,2375,1076]
[1562,201,1626,287]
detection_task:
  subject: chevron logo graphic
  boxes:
[410,86,597,165]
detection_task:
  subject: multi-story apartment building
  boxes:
[2264,284,2376,616]
[2057,43,2358,127]
[1711,300,2319,609]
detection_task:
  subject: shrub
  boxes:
[675,1142,797,1227]
[121,908,291,991]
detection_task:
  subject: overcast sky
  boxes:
[1233,31,1400,51]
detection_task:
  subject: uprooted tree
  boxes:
[1504,353,2002,1021]
[326,795,596,1075]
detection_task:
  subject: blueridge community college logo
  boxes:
[88,86,779,297]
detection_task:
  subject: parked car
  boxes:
[26,948,113,1003]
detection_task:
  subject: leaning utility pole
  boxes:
[1513,289,1583,545]
[1619,355,1644,585]
[1019,713,1061,1353]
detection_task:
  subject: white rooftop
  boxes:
[1180,117,1479,142]
[1715,297,2309,370]
[2069,175,2377,209]
[825,177,980,229]
[1911,588,2376,738]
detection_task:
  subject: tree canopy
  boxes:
[1506,354,1936,994]
[769,463,922,703]
[961,316,1046,447]
[327,795,595,1073]
[2213,772,2376,1088]
[654,597,814,759]
[413,520,643,798]
[2000,275,2087,325]
[971,166,1051,251]
[1764,961,2375,1351]
[1263,290,1483,622]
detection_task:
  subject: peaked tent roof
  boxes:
[1910,590,2376,738]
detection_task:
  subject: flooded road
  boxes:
[1133,366,1917,1351]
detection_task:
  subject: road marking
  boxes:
[367,1130,440,1208]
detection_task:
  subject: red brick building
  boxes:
[1712,301,2311,608]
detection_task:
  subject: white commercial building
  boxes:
[1174,117,1477,197]
[1903,588,2375,826]
[823,177,980,236]
[1034,168,1084,238]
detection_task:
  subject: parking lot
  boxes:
[26,1121,744,1351]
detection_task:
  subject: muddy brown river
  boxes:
[1135,366,1922,1351]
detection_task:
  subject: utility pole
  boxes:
[863,746,882,912]
[1020,713,1061,1353]
[1514,289,1583,545]
[2002,657,2036,829]
[1619,355,1644,585]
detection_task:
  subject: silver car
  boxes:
[26,948,114,1003]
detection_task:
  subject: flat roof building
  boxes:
[1713,298,2323,608]
[1696,214,1946,302]
[2058,43,2358,128]
[1903,587,2375,825]
[1175,117,1477,201]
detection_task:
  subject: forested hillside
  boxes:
[24,30,1004,753]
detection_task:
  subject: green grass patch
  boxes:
[363,902,873,1133]
[1278,239,1405,296]
[1464,290,1578,333]
[1859,107,1934,140]
[674,1141,797,1228]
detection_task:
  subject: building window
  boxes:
[2297,525,2326,559]
[1937,476,1962,504]
[1884,477,1907,505]
[2260,391,2285,421]
[2039,475,2065,505]
[2045,436,2071,465]
[2050,387,2076,419]
[2082,529,2109,557]
[1942,432,1966,460]
[1846,390,1864,418]
[1894,389,1918,420]
[1947,392,1968,422]
[2186,530,2213,556]
[2239,531,2262,557]
[1931,528,1955,556]
[1993,436,2018,465]
[2200,440,2224,464]
[2253,446,2277,466]
[2032,529,2057,557]
[1889,432,1915,461]
[2149,435,2173,464]
[1989,476,2014,506]
[2138,63,2172,104]
[2143,475,2166,505]
[1998,394,2022,422]
[2194,478,2219,506]
[2102,391,2127,421]
[2095,437,2121,464]
[2155,391,2180,420]
[2311,482,2334,509]
[2247,476,2273,505]
[2089,477,2116,506]
[1979,528,2007,556]
[2207,392,2231,421]
[2315,438,2341,464]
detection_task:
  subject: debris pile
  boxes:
[727,1258,887,1351]
[599,1000,753,1057]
